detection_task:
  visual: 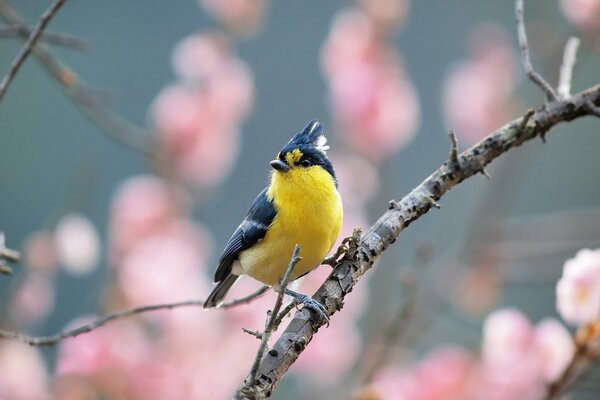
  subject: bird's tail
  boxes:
[204,274,239,308]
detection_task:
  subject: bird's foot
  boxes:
[284,289,330,326]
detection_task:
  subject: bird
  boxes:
[204,120,343,321]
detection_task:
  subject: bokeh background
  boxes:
[1,0,600,399]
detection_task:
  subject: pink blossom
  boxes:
[151,84,242,188]
[560,0,600,35]
[23,230,58,273]
[109,175,182,261]
[371,347,475,400]
[117,219,213,307]
[556,248,600,326]
[481,308,534,367]
[443,24,519,144]
[56,316,150,378]
[358,0,409,33]
[322,8,420,162]
[9,272,55,325]
[54,213,100,276]
[532,318,574,382]
[0,342,49,400]
[199,0,268,38]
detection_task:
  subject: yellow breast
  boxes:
[238,166,343,286]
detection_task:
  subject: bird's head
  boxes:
[270,120,337,185]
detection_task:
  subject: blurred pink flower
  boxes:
[556,248,600,326]
[322,8,420,162]
[0,342,49,400]
[9,272,55,325]
[57,316,150,379]
[171,33,254,122]
[199,0,268,38]
[560,0,600,35]
[153,32,253,188]
[358,0,409,34]
[482,308,534,367]
[117,219,213,307]
[23,230,58,273]
[151,83,242,188]
[109,175,181,261]
[532,318,574,382]
[371,347,475,400]
[443,23,519,144]
[54,213,100,276]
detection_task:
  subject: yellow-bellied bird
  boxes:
[204,121,343,321]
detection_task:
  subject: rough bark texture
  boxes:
[234,84,600,399]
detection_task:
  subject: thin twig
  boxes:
[448,129,459,165]
[244,245,302,388]
[515,0,558,102]
[585,99,600,117]
[0,24,88,49]
[0,1,157,156]
[0,232,19,275]
[558,37,581,100]
[0,0,67,103]
[0,286,269,346]
[545,324,600,399]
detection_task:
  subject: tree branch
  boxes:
[0,286,269,346]
[0,1,157,156]
[515,0,558,102]
[0,24,88,49]
[0,0,67,103]
[242,245,301,394]
[557,37,580,100]
[231,83,600,399]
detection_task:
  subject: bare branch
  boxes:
[239,245,302,396]
[0,286,269,346]
[0,232,20,275]
[0,0,67,103]
[230,83,600,399]
[448,129,459,165]
[558,37,581,100]
[0,1,157,156]
[585,98,600,117]
[515,0,558,102]
[0,24,88,49]
[545,324,599,399]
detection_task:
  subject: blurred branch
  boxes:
[0,0,67,103]
[231,82,600,398]
[558,37,580,100]
[0,24,88,49]
[515,0,558,102]
[238,245,301,397]
[0,232,20,275]
[0,286,269,346]
[0,1,157,157]
[546,323,600,399]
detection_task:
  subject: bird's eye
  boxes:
[300,159,311,168]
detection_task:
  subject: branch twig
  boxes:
[0,24,88,49]
[515,0,558,102]
[557,37,580,100]
[0,0,67,103]
[0,1,157,156]
[240,245,302,395]
[0,232,20,275]
[231,83,600,399]
[0,286,269,346]
[448,129,459,165]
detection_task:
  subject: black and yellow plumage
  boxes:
[204,120,343,317]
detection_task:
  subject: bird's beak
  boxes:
[270,159,290,172]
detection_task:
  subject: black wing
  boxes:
[213,187,276,283]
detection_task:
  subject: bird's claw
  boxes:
[285,289,330,326]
